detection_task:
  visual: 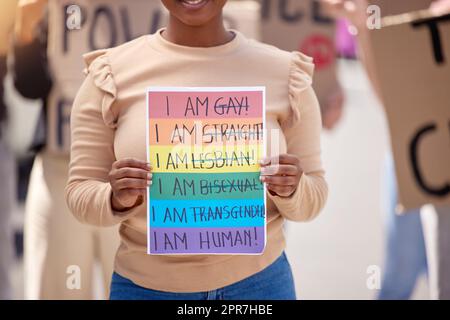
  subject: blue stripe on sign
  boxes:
[149,199,265,228]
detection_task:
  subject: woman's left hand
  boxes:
[259,154,303,198]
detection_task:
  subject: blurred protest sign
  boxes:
[369,0,433,16]
[45,0,261,155]
[147,87,266,255]
[260,0,337,115]
[370,10,450,211]
[46,0,166,154]
[223,0,261,40]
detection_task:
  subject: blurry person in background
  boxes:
[12,0,164,299]
[322,0,450,300]
[335,18,357,59]
[260,0,346,131]
[322,0,427,300]
[420,0,450,300]
[321,75,345,130]
[0,0,18,301]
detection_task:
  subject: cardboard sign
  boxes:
[46,0,166,155]
[147,87,267,255]
[370,10,450,211]
[223,0,261,40]
[369,0,433,16]
[45,0,260,156]
[260,0,337,108]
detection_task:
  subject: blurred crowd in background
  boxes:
[0,0,449,300]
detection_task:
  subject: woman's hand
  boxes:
[320,0,368,28]
[14,0,48,45]
[259,154,303,198]
[109,158,152,212]
[430,0,450,15]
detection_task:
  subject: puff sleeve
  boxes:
[267,51,328,222]
[65,50,142,227]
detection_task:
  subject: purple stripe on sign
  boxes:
[149,226,265,254]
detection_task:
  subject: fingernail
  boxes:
[259,176,265,182]
[147,173,152,180]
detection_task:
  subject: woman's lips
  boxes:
[179,0,209,10]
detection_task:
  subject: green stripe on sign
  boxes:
[150,172,264,201]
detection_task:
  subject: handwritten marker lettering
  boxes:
[147,87,267,255]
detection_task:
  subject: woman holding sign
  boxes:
[66,0,328,300]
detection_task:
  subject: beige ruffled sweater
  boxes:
[65,29,328,292]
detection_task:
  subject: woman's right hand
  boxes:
[109,158,152,212]
[320,0,368,28]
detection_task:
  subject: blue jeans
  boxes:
[110,252,296,300]
[377,155,427,300]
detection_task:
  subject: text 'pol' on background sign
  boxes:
[146,87,267,255]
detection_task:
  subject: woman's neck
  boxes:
[162,14,234,47]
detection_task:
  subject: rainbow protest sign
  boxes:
[146,87,266,255]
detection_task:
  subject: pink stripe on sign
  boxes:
[148,90,263,119]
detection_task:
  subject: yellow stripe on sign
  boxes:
[149,143,264,173]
